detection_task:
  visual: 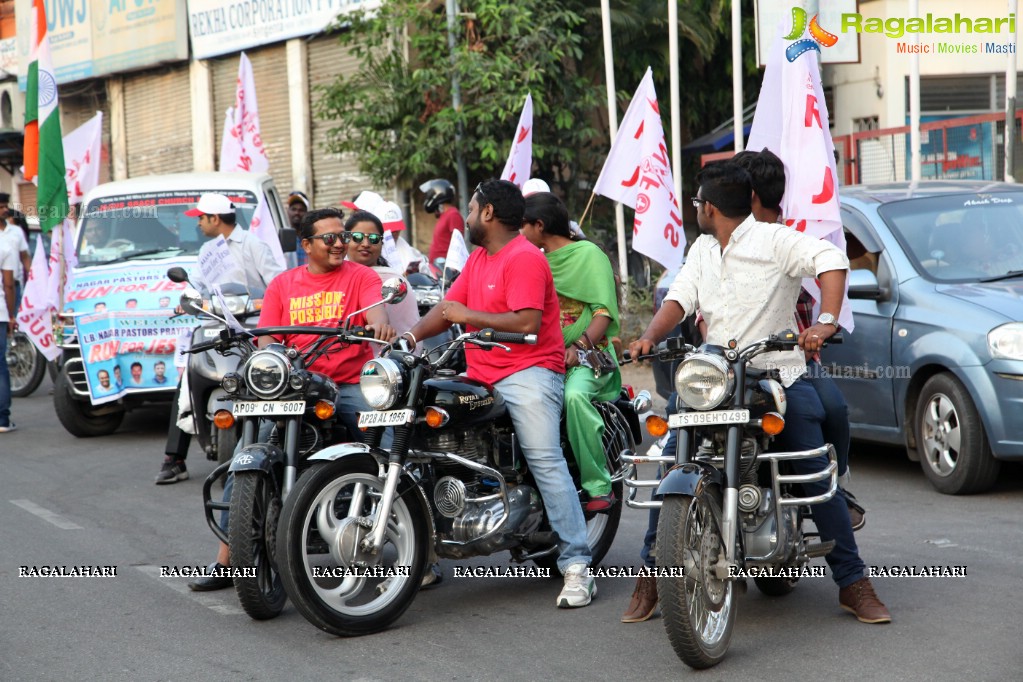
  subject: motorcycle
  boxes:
[185,278,405,620]
[406,269,465,371]
[275,328,649,637]
[6,330,51,397]
[622,330,840,669]
[167,267,263,464]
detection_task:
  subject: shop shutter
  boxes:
[211,44,292,192]
[124,65,192,177]
[60,82,113,187]
[307,34,372,207]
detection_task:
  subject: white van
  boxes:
[53,172,295,437]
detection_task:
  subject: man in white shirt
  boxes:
[629,161,890,625]
[0,210,31,306]
[0,233,16,432]
[186,193,283,297]
[157,193,285,484]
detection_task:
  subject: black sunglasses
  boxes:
[347,231,382,245]
[306,232,351,247]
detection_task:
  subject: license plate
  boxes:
[358,409,415,427]
[232,400,305,417]
[669,409,750,428]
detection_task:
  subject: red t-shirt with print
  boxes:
[445,234,564,386]
[259,261,382,384]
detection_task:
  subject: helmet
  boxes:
[419,179,455,214]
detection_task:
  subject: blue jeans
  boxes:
[805,359,851,477]
[0,325,10,427]
[221,383,383,530]
[496,366,591,573]
[770,379,864,588]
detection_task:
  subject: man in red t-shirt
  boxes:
[188,207,396,592]
[420,178,462,268]
[408,179,596,609]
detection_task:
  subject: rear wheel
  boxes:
[53,366,124,437]
[228,471,286,620]
[7,332,47,397]
[658,493,735,670]
[276,459,428,636]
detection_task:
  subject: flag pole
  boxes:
[669,0,682,206]
[731,0,744,151]
[600,0,629,294]
[578,191,597,228]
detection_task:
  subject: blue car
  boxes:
[822,181,1023,494]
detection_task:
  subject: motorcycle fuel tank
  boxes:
[422,374,508,427]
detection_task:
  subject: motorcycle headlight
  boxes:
[213,294,247,315]
[988,323,1023,360]
[675,353,734,410]
[360,358,404,410]
[244,350,290,399]
[222,373,241,395]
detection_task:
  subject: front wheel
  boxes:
[658,493,736,670]
[276,459,429,636]
[7,332,47,397]
[915,373,1000,495]
[216,426,239,466]
[228,471,286,620]
[53,366,125,437]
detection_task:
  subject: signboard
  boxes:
[0,37,18,76]
[755,0,860,67]
[16,0,188,88]
[914,115,995,180]
[186,0,382,60]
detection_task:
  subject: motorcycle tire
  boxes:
[753,576,798,597]
[53,366,125,437]
[7,331,47,397]
[217,426,239,466]
[658,493,736,670]
[276,458,429,637]
[228,471,287,620]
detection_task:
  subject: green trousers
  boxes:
[564,365,622,498]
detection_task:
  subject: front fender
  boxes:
[229,443,285,473]
[656,462,722,498]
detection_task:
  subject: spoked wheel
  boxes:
[7,332,47,397]
[658,493,736,670]
[228,471,286,620]
[276,459,428,636]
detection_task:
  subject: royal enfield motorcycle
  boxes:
[184,279,404,620]
[622,330,841,669]
[275,329,648,636]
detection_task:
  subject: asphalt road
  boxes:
[3,376,1023,681]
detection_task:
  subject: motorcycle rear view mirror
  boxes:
[381,277,408,304]
[180,288,205,316]
[167,266,190,284]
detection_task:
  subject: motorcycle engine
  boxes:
[739,487,798,561]
[444,484,543,555]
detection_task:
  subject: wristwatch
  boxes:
[816,312,840,330]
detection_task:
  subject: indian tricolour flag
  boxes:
[23,0,69,233]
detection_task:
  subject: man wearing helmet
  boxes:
[420,179,462,269]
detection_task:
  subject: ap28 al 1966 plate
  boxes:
[669,409,750,428]
[232,400,305,417]
[358,409,415,428]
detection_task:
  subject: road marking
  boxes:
[10,499,84,530]
[925,538,958,548]
[135,565,245,616]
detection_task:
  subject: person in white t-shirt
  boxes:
[0,233,17,432]
[0,209,31,308]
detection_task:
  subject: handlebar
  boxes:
[477,329,538,345]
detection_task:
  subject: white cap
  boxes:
[342,190,384,213]
[372,201,405,232]
[521,178,551,196]
[184,193,235,216]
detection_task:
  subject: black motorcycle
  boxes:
[183,279,404,620]
[622,331,841,669]
[275,328,647,636]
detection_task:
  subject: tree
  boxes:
[317,0,604,211]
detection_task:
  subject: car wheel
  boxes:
[915,373,1000,495]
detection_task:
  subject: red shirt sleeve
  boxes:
[258,271,287,327]
[444,250,476,305]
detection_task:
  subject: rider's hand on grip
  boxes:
[628,337,656,362]
[478,329,536,345]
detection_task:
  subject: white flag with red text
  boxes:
[592,68,685,272]
[64,112,102,205]
[46,218,77,312]
[219,52,269,173]
[500,94,533,188]
[444,228,469,273]
[16,234,60,361]
[747,24,853,331]
[249,198,287,270]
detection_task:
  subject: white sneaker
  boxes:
[557,563,596,608]
[0,423,16,434]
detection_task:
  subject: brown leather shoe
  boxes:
[621,575,658,623]
[843,489,866,531]
[839,577,891,624]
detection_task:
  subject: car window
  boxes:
[77,189,260,265]
[878,192,1023,282]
